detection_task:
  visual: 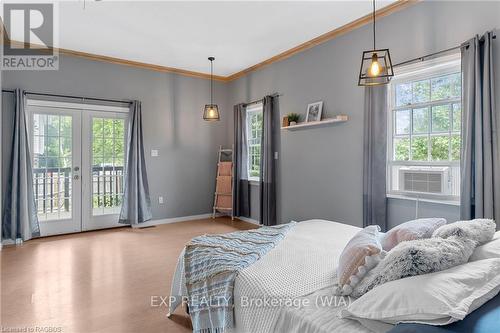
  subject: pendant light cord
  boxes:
[372,0,376,50]
[210,59,213,106]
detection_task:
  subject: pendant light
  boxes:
[203,57,220,121]
[358,0,394,86]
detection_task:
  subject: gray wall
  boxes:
[387,199,460,230]
[227,1,500,227]
[2,55,230,221]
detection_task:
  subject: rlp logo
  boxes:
[3,3,54,56]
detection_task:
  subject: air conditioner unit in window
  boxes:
[398,166,451,195]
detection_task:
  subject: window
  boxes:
[246,103,263,181]
[388,55,461,201]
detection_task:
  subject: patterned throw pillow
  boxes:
[334,225,385,296]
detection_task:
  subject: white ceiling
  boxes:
[8,0,399,76]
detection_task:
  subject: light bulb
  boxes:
[369,53,381,77]
[208,109,215,117]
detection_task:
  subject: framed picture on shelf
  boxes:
[305,101,323,122]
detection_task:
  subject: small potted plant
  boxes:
[287,113,300,126]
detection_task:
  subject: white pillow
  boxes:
[470,231,500,262]
[341,258,500,326]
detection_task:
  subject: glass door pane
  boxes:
[33,114,73,221]
[91,117,125,216]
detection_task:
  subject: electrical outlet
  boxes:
[151,149,159,157]
[158,196,164,204]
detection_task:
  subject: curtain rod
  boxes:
[1,89,133,105]
[243,93,282,107]
[394,34,496,68]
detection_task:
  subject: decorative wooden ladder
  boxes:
[212,146,234,220]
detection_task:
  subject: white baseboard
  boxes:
[236,216,260,225]
[133,213,214,228]
[137,213,260,228]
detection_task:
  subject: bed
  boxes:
[169,219,500,333]
[169,219,379,333]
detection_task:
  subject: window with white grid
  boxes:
[246,103,263,182]
[387,55,461,202]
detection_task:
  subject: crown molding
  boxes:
[1,39,228,82]
[1,0,418,83]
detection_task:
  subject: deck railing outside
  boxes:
[34,166,124,216]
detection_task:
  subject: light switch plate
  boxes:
[158,196,164,204]
[151,149,159,157]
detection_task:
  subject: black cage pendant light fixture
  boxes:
[358,0,394,86]
[203,57,220,121]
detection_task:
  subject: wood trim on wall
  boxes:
[1,0,418,82]
[0,39,227,82]
[57,47,229,82]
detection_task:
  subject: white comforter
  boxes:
[169,219,374,333]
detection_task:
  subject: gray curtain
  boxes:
[460,32,499,224]
[260,96,277,226]
[2,89,40,241]
[233,104,251,217]
[363,86,388,231]
[119,101,153,225]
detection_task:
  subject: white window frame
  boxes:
[27,99,130,113]
[246,103,263,182]
[387,53,462,203]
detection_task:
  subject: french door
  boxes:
[28,100,128,237]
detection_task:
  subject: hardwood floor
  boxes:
[1,217,256,333]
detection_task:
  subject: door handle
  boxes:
[74,166,80,172]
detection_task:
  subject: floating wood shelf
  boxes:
[281,117,348,131]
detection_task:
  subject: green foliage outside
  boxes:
[411,137,428,161]
[430,136,449,161]
[396,73,460,107]
[248,112,263,178]
[92,118,126,210]
[93,195,122,209]
[452,104,461,131]
[412,107,429,133]
[432,105,450,132]
[394,138,410,161]
[249,145,261,178]
[451,135,461,161]
[34,115,73,169]
[92,118,125,167]
[393,71,462,163]
[33,116,126,169]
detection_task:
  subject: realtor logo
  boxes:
[1,2,59,70]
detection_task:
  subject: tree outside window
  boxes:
[246,104,263,181]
